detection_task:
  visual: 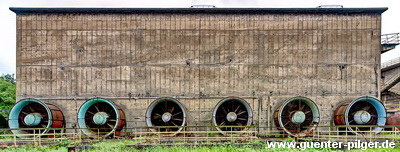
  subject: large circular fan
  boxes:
[77,98,126,137]
[145,97,186,136]
[212,97,253,135]
[274,97,320,137]
[334,96,386,134]
[8,99,64,138]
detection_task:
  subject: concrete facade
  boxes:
[12,8,386,135]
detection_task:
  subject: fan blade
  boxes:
[237,118,247,121]
[236,122,242,126]
[219,121,226,126]
[299,104,305,111]
[107,123,115,128]
[171,121,178,126]
[172,111,182,117]
[304,111,311,115]
[284,121,290,126]
[87,111,95,115]
[168,106,175,113]
[363,105,370,111]
[29,107,35,113]
[41,124,47,128]
[172,118,183,121]
[94,104,100,112]
[109,119,117,122]
[234,104,241,113]
[349,120,354,123]
[237,110,247,116]
[21,111,29,115]
[153,113,162,119]
[221,107,228,115]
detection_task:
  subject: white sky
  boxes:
[0,0,399,75]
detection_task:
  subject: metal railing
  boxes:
[381,33,400,45]
[0,126,258,147]
[0,125,399,148]
[121,126,258,146]
[311,125,400,143]
[385,102,400,109]
[382,56,400,70]
[0,128,92,147]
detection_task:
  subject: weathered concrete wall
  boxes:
[15,12,382,134]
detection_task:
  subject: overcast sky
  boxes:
[0,0,399,75]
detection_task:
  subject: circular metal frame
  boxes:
[77,98,126,137]
[274,96,320,137]
[335,96,386,134]
[212,97,253,135]
[145,97,187,136]
[8,98,64,138]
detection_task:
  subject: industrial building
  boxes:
[8,7,395,137]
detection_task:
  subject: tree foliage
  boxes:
[1,73,15,84]
[0,74,16,119]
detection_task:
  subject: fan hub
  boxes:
[24,113,43,126]
[291,111,306,124]
[226,112,238,122]
[354,110,371,124]
[93,112,109,125]
[162,112,172,122]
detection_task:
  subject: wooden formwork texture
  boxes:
[15,10,383,133]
